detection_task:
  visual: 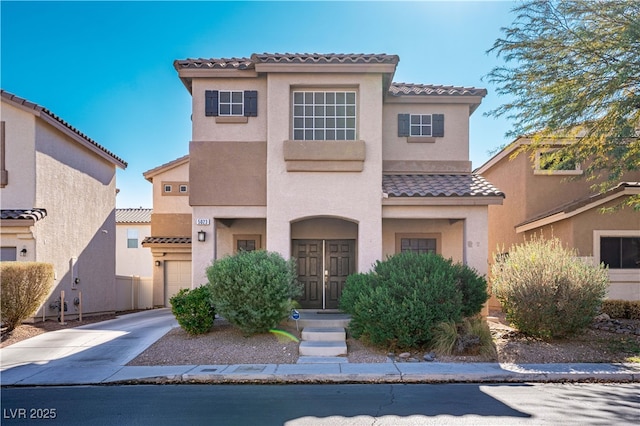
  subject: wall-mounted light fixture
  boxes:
[20,247,27,257]
[155,260,162,267]
[197,230,206,242]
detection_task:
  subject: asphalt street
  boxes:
[2,383,639,425]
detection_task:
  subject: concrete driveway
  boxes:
[0,308,177,385]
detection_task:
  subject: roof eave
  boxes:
[515,186,640,233]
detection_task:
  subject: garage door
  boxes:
[164,261,192,306]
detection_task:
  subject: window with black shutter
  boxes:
[398,113,444,138]
[205,90,258,118]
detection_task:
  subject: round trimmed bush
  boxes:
[339,252,488,349]
[491,235,609,338]
[170,286,215,335]
[206,250,302,336]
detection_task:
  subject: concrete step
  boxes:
[287,311,351,329]
[297,356,349,364]
[299,341,348,357]
[301,327,346,342]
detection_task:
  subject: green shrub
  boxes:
[431,316,496,358]
[170,286,215,335]
[206,250,302,336]
[451,262,490,317]
[1,262,54,332]
[601,299,629,319]
[339,252,488,349]
[491,235,609,339]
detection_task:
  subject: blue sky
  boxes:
[2,0,517,208]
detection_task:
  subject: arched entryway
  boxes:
[291,217,358,309]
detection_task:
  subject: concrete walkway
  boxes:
[1,309,638,386]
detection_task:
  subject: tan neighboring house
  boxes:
[0,89,127,319]
[141,155,192,307]
[477,137,640,304]
[115,208,152,277]
[168,52,504,310]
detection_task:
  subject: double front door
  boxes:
[293,239,355,309]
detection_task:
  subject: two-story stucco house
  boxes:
[477,137,640,304]
[141,155,193,306]
[0,89,127,319]
[172,53,503,310]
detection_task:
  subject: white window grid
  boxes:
[410,114,432,137]
[179,185,188,193]
[164,185,172,193]
[219,90,244,116]
[293,91,357,140]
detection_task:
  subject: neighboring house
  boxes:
[141,155,192,307]
[0,89,127,319]
[171,52,504,310]
[115,208,152,277]
[477,136,640,304]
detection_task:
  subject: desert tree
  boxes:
[486,0,640,207]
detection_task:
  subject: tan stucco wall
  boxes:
[382,102,470,171]
[151,213,192,237]
[0,102,37,207]
[150,160,191,214]
[115,223,152,277]
[190,205,266,285]
[189,141,266,206]
[191,77,268,142]
[34,119,118,317]
[382,204,490,277]
[382,218,464,262]
[265,73,385,273]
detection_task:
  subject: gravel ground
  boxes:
[127,317,390,365]
[3,310,639,365]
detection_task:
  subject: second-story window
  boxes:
[410,114,432,136]
[219,91,244,116]
[293,91,357,140]
[127,229,139,249]
[398,113,444,138]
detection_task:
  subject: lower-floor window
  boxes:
[1,246,17,261]
[395,234,440,255]
[600,237,640,269]
[401,238,436,254]
[234,234,261,253]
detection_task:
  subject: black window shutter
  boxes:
[244,90,257,117]
[433,114,444,137]
[205,90,218,116]
[398,114,410,137]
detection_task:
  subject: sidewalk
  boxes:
[1,309,639,386]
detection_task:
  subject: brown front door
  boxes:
[293,239,355,309]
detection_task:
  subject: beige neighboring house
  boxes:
[141,155,192,307]
[0,89,127,319]
[115,208,152,277]
[477,137,640,305]
[169,52,503,310]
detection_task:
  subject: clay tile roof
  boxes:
[141,237,191,245]
[382,174,504,197]
[0,90,127,168]
[116,208,152,224]
[0,208,47,222]
[173,57,254,70]
[389,83,487,97]
[251,52,400,65]
[174,53,400,70]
